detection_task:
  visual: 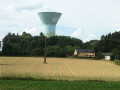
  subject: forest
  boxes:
[0,31,120,58]
[1,32,83,57]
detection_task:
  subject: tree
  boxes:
[96,51,104,59]
[2,40,12,55]
[65,45,74,55]
[2,32,84,57]
[39,32,44,37]
[22,32,32,37]
[31,48,44,56]
[83,40,99,49]
[11,43,22,55]
[46,46,60,57]
[98,32,120,52]
[47,36,58,46]
[112,48,119,60]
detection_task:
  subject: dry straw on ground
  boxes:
[0,57,120,81]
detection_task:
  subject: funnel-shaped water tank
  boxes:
[38,12,62,37]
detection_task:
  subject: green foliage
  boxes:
[94,31,120,60]
[83,40,99,49]
[112,48,119,60]
[98,32,120,52]
[22,32,32,37]
[39,32,44,37]
[96,51,104,59]
[46,45,66,57]
[0,80,120,90]
[2,40,12,55]
[65,45,74,54]
[11,43,22,55]
[31,48,44,56]
[57,36,82,48]
[2,31,120,57]
[2,32,83,57]
[115,60,120,66]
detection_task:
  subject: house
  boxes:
[74,49,95,57]
[102,52,112,60]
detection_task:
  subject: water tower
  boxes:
[38,12,62,63]
[38,12,62,37]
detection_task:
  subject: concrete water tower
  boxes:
[38,12,62,37]
[38,12,62,63]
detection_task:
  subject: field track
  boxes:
[0,57,120,81]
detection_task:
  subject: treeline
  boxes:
[1,32,83,57]
[95,31,120,60]
[96,32,120,52]
[1,31,120,59]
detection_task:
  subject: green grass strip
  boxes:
[0,79,120,90]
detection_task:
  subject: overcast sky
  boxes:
[0,0,120,42]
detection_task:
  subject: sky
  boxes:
[0,0,120,42]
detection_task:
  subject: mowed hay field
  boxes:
[0,57,120,81]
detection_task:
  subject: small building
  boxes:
[74,49,95,57]
[102,53,112,61]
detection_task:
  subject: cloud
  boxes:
[56,29,65,35]
[14,1,55,12]
[70,28,96,42]
[116,29,120,32]
[0,34,4,41]
[15,3,43,12]
[23,27,41,36]
[71,28,82,37]
[11,26,43,36]
[1,0,120,42]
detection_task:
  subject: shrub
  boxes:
[96,51,104,60]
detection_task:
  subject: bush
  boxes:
[46,46,66,57]
[112,48,119,60]
[0,51,3,56]
[115,60,120,66]
[96,51,104,60]
[31,48,44,56]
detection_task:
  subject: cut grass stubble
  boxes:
[0,57,120,81]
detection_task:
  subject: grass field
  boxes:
[0,57,120,81]
[1,79,120,90]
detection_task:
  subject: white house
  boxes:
[102,53,112,61]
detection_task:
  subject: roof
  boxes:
[102,52,112,56]
[76,49,95,54]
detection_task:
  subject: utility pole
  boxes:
[44,36,46,63]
